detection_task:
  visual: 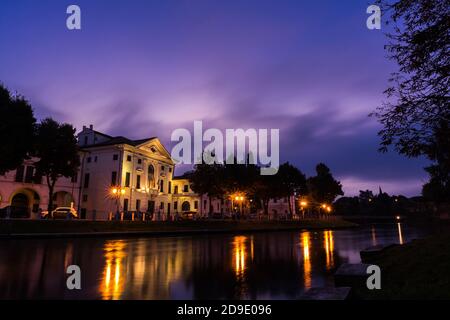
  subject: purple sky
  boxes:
[0,0,429,196]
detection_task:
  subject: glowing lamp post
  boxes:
[111,187,126,220]
[300,201,308,219]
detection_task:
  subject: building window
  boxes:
[148,165,155,188]
[136,175,141,189]
[71,174,78,183]
[84,173,90,188]
[15,165,25,182]
[136,199,141,212]
[174,186,178,194]
[160,180,164,192]
[147,200,155,213]
[137,158,142,164]
[181,201,190,212]
[111,171,117,186]
[113,154,118,161]
[169,167,172,173]
[124,199,129,212]
[87,157,91,163]
[24,166,34,183]
[82,195,88,202]
[125,172,130,187]
[127,155,132,161]
[161,165,165,171]
[174,201,178,210]
[94,156,98,162]
[183,185,189,193]
[34,172,42,184]
[194,201,198,210]
[84,136,88,145]
[160,202,164,210]
[168,181,172,194]
[204,200,207,209]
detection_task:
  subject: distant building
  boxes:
[0,125,292,220]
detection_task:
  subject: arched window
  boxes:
[148,165,155,188]
[181,201,191,212]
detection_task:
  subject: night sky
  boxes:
[0,0,428,196]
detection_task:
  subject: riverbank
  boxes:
[359,233,450,300]
[0,218,357,238]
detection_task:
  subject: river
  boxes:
[0,223,430,299]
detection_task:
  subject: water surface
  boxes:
[0,223,429,299]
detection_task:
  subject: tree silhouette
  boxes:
[34,118,80,213]
[276,162,307,218]
[306,163,343,206]
[372,0,449,201]
[0,84,36,175]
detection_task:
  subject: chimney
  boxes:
[89,124,93,130]
[83,125,86,131]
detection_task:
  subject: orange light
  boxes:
[112,188,118,194]
[121,189,125,195]
[321,204,327,209]
[300,201,308,207]
[235,196,239,201]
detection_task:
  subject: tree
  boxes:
[189,162,224,217]
[252,174,277,219]
[0,84,36,175]
[307,163,344,208]
[276,162,307,218]
[34,118,80,213]
[372,0,449,201]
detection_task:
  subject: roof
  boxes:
[83,136,156,148]
[173,171,194,180]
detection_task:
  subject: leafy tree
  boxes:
[307,163,344,207]
[276,162,307,218]
[252,174,277,218]
[34,118,80,213]
[372,0,450,201]
[189,162,224,216]
[0,84,36,175]
[421,121,450,202]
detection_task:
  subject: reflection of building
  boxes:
[0,125,292,219]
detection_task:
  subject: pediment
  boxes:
[137,138,173,163]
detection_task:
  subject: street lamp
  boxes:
[111,186,126,218]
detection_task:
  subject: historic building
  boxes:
[0,158,78,219]
[0,125,292,220]
[77,125,175,220]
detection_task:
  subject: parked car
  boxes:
[0,206,31,219]
[180,212,196,220]
[41,207,78,219]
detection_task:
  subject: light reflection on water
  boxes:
[0,223,428,299]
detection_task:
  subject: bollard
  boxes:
[142,214,145,222]
[108,212,112,221]
[132,212,135,221]
[120,212,124,221]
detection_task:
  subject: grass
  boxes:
[0,218,356,237]
[359,233,450,300]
